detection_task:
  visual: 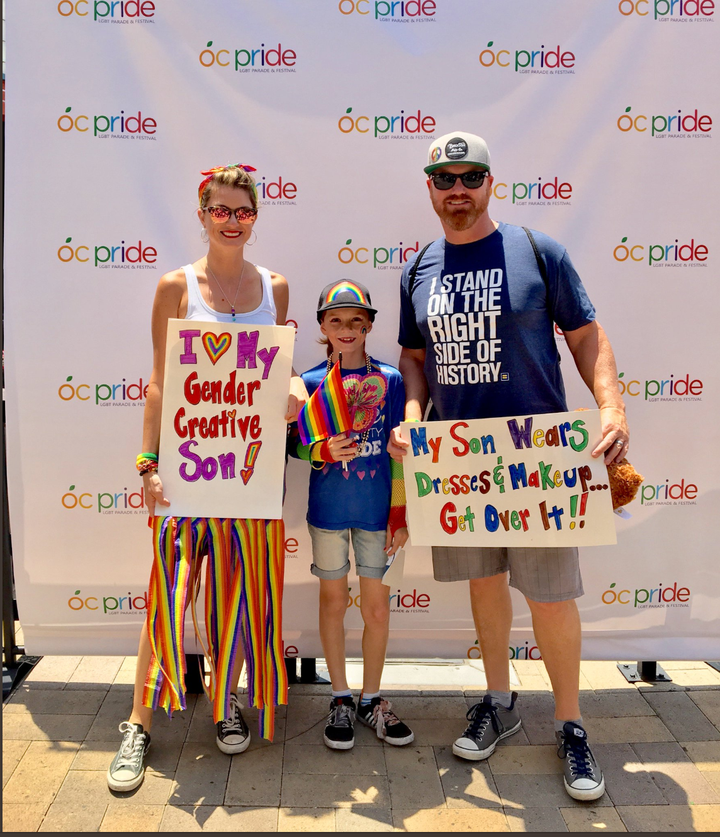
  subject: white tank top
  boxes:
[182,263,277,325]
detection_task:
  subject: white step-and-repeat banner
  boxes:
[5,1,719,660]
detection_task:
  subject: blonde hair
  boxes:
[199,166,259,211]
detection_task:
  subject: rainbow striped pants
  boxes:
[142,517,287,740]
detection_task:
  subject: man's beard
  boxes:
[433,191,490,231]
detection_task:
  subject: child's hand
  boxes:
[385,525,408,555]
[285,374,309,422]
[327,432,358,462]
[388,426,410,462]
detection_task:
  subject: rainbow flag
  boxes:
[297,360,353,445]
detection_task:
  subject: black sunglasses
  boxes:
[430,170,489,190]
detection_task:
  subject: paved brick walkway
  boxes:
[3,656,720,831]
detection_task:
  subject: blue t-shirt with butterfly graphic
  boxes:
[289,358,405,531]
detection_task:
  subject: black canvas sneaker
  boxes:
[357,696,414,746]
[323,695,356,750]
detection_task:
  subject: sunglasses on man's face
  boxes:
[204,205,258,223]
[430,170,489,190]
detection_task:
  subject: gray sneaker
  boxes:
[452,693,522,760]
[107,722,151,791]
[557,721,605,801]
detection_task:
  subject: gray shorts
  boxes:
[431,546,583,603]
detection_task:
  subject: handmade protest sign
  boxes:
[402,410,616,547]
[158,320,294,519]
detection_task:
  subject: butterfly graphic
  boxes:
[342,372,388,432]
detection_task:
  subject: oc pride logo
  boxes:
[199,41,297,73]
[57,236,158,269]
[58,375,149,407]
[601,581,691,609]
[467,639,541,660]
[640,477,698,506]
[57,106,157,139]
[255,174,298,205]
[618,0,714,19]
[617,106,712,137]
[57,0,156,21]
[68,588,148,615]
[479,41,576,74]
[62,484,146,514]
[617,371,704,402]
[491,176,572,205]
[338,107,436,139]
[338,238,421,270]
[613,236,708,267]
[347,585,431,612]
[338,0,437,20]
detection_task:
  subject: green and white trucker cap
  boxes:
[424,131,491,174]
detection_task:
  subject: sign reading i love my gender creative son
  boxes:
[402,410,616,547]
[158,320,294,519]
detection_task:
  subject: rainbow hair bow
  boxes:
[198,164,257,205]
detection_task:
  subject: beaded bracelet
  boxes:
[137,455,159,474]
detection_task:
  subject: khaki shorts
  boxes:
[431,546,583,603]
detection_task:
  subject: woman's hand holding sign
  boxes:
[144,471,170,516]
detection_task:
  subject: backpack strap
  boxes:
[407,242,433,297]
[522,226,549,293]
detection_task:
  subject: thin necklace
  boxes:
[206,260,246,321]
[328,352,373,460]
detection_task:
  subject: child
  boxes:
[288,280,414,749]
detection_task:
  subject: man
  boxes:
[388,131,629,802]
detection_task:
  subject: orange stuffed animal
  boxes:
[574,409,643,510]
[606,458,644,511]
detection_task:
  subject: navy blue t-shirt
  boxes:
[398,223,596,421]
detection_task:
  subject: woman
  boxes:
[107,164,305,792]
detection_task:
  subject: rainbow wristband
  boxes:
[137,452,158,463]
[137,456,159,474]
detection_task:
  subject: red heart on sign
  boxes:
[241,469,253,485]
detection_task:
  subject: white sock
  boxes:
[360,691,380,706]
[332,688,352,699]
